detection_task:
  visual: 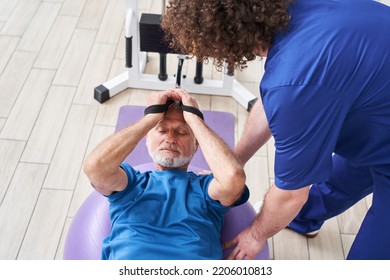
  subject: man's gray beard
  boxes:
[149,150,193,168]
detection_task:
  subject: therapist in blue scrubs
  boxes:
[162,0,390,259]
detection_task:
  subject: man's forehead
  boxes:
[161,107,185,122]
[157,117,190,129]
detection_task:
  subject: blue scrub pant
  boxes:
[288,154,390,259]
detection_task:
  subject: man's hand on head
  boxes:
[147,89,181,107]
[145,90,182,123]
[170,89,203,122]
[172,89,199,109]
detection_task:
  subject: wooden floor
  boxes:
[0,0,389,260]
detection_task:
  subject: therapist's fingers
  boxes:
[222,235,238,250]
[226,246,240,260]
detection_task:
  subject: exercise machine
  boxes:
[94,0,258,111]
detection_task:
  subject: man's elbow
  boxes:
[83,156,104,185]
[224,167,247,203]
[231,167,246,190]
[83,158,114,195]
[83,157,95,178]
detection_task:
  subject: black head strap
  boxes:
[144,100,175,115]
[144,100,204,120]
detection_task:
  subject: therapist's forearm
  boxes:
[250,185,310,241]
[234,99,271,165]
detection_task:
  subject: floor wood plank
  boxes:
[73,43,117,105]
[53,29,96,86]
[56,217,72,260]
[337,198,367,235]
[0,0,41,36]
[0,69,55,140]
[34,16,78,69]
[0,0,20,21]
[340,233,355,259]
[0,118,5,132]
[16,2,61,52]
[0,140,25,203]
[0,36,19,74]
[0,163,48,259]
[308,217,345,259]
[17,189,73,259]
[273,229,309,260]
[0,51,37,117]
[21,86,75,163]
[59,0,86,17]
[43,104,98,190]
[95,0,125,44]
[77,0,109,30]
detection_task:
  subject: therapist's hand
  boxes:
[223,226,266,260]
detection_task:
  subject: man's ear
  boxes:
[145,133,150,147]
[194,139,199,153]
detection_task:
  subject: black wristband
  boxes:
[144,100,204,120]
[180,102,204,120]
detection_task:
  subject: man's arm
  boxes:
[83,91,180,196]
[175,90,246,206]
[234,98,272,166]
[83,115,160,196]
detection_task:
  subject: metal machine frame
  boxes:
[94,0,258,111]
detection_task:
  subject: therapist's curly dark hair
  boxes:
[161,0,292,71]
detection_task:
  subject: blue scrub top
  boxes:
[261,0,390,190]
[102,163,249,260]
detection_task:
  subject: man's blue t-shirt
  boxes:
[101,163,249,260]
[261,0,390,189]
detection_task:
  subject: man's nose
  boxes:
[164,130,177,143]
